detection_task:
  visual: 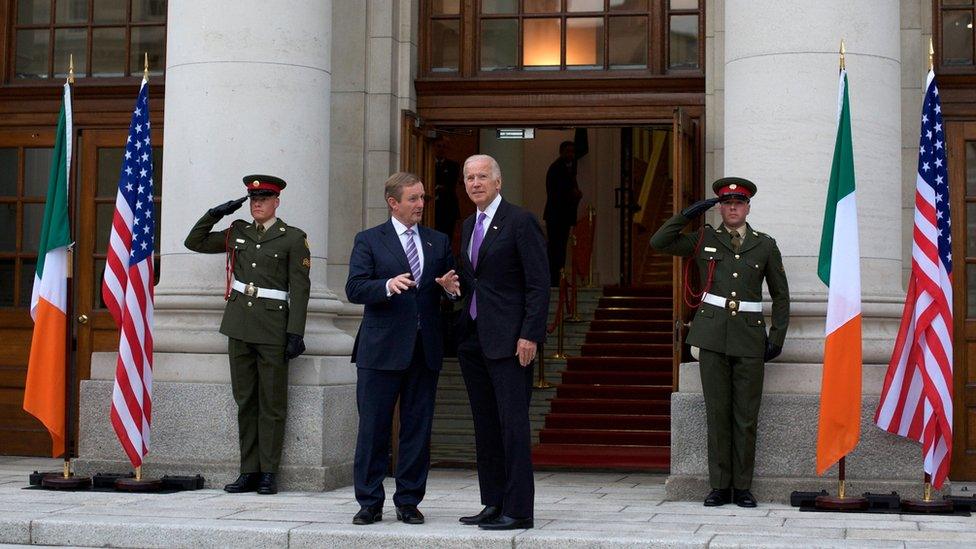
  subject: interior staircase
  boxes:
[531,283,674,471]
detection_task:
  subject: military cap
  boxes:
[712,177,756,202]
[243,174,287,197]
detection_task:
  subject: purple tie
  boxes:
[469,212,487,319]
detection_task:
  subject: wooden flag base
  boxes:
[41,474,92,490]
[814,494,868,511]
[902,498,953,513]
[115,477,163,492]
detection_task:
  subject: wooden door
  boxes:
[947,121,976,481]
[670,107,701,389]
[0,129,58,455]
[400,110,436,227]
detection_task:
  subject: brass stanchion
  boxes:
[568,234,581,322]
[585,206,596,288]
[548,271,569,359]
[534,346,553,389]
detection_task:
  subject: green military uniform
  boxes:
[650,178,789,493]
[184,178,310,477]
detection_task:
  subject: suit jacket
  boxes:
[457,199,550,359]
[650,213,790,358]
[543,159,582,227]
[346,220,454,371]
[184,212,311,345]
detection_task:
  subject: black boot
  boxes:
[224,473,259,493]
[256,472,277,495]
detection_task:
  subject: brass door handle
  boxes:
[77,314,89,324]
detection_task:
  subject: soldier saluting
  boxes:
[650,177,789,508]
[184,175,311,495]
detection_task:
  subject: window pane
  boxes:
[481,19,518,71]
[568,0,603,11]
[97,202,114,252]
[132,0,167,23]
[943,0,973,5]
[969,264,976,319]
[97,147,125,197]
[0,260,14,307]
[17,0,51,24]
[432,0,460,15]
[968,203,976,257]
[670,0,698,9]
[610,0,648,10]
[0,205,15,252]
[92,27,126,76]
[56,0,90,23]
[943,10,974,66]
[54,28,88,78]
[152,148,163,196]
[15,29,50,78]
[24,148,53,197]
[431,19,460,71]
[967,141,976,196]
[19,259,36,307]
[132,26,166,76]
[22,203,45,252]
[482,0,516,13]
[669,14,698,68]
[0,149,17,196]
[524,0,560,13]
[93,0,127,23]
[567,18,603,68]
[609,16,647,68]
[524,18,561,68]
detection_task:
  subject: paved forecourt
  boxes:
[0,457,975,548]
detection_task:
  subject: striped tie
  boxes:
[404,228,421,284]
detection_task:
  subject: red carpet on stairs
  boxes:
[532,285,674,472]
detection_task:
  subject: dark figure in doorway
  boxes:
[543,129,588,286]
[433,137,461,241]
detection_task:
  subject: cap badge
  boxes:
[729,183,738,190]
[252,180,260,187]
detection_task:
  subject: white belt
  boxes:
[232,279,289,301]
[702,292,762,313]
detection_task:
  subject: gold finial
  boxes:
[929,37,934,72]
[68,53,75,84]
[143,52,149,80]
[839,39,846,71]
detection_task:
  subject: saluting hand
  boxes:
[387,272,416,295]
[435,269,460,296]
[516,338,537,367]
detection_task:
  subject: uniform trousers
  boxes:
[354,337,439,508]
[228,337,289,474]
[698,348,765,490]
[457,326,535,519]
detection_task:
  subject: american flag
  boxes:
[102,78,155,468]
[874,70,954,488]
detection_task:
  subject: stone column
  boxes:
[76,0,357,491]
[668,1,932,501]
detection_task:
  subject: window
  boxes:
[11,0,167,80]
[423,0,702,75]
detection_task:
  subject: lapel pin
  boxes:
[279,227,286,232]
[426,241,432,247]
[493,226,499,230]
[236,238,245,243]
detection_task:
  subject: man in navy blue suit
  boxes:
[345,172,459,526]
[455,155,549,531]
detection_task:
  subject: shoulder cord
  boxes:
[683,226,716,309]
[224,228,235,301]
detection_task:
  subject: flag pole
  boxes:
[42,54,91,490]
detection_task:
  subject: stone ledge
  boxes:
[677,361,890,395]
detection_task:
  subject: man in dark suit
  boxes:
[345,172,460,526]
[455,154,549,530]
[433,137,461,240]
[543,130,588,286]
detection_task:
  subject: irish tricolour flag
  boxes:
[23,82,72,457]
[815,68,863,474]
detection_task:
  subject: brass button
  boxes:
[247,301,253,307]
[734,254,740,259]
[251,262,257,268]
[274,253,279,258]
[757,320,762,325]
[731,311,737,316]
[732,272,739,278]
[278,305,283,310]
[731,291,737,297]
[256,244,261,249]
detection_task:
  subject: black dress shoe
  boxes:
[479,515,534,530]
[353,505,383,525]
[395,505,425,524]
[459,505,502,525]
[223,473,259,493]
[256,473,277,495]
[734,488,757,508]
[703,488,731,507]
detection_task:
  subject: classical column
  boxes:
[76,0,357,491]
[669,1,928,501]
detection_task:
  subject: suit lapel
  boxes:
[460,214,474,273]
[254,218,287,244]
[476,199,507,271]
[379,220,412,274]
[714,225,735,253]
